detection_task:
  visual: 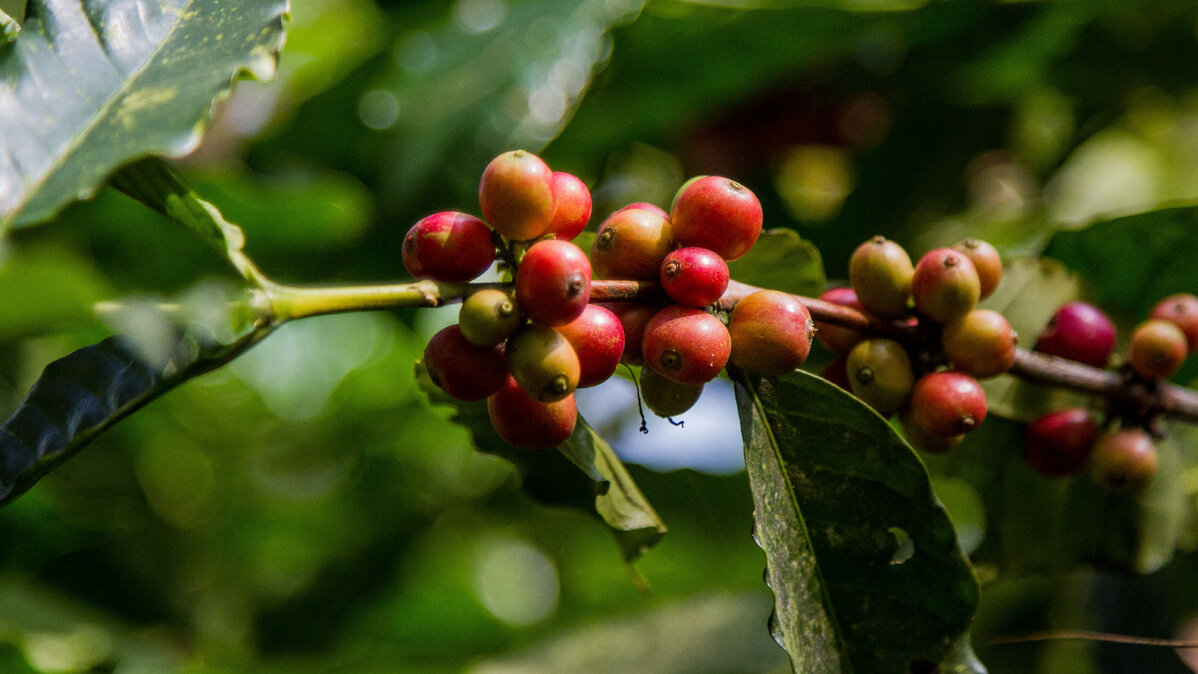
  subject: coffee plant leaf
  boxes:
[415,365,666,563]
[0,317,269,506]
[0,0,289,231]
[735,369,983,673]
[726,228,826,297]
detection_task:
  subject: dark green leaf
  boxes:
[417,364,666,563]
[726,228,826,298]
[0,312,269,506]
[1044,206,1198,318]
[735,369,982,673]
[0,0,289,230]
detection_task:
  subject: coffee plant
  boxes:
[5,1,1198,672]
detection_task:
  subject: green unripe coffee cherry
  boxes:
[640,366,704,418]
[1127,318,1188,380]
[846,338,914,416]
[941,309,1017,379]
[506,326,580,403]
[1089,428,1158,493]
[849,236,915,318]
[459,289,522,347]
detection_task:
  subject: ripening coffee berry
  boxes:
[815,287,867,354]
[488,377,577,450]
[599,302,659,365]
[479,150,556,240]
[506,325,581,402]
[941,309,1018,379]
[1089,428,1158,492]
[402,211,496,282]
[953,238,1002,299]
[1150,293,1198,354]
[660,247,730,308]
[642,305,732,385]
[1035,301,1116,368]
[1024,408,1100,477]
[912,248,981,323]
[728,290,815,376]
[614,202,669,220]
[1127,318,1188,380]
[846,338,914,416]
[909,371,988,437]
[821,353,852,391]
[670,176,763,261]
[591,207,675,280]
[515,239,591,327]
[670,175,708,212]
[899,409,964,454]
[459,289,522,347]
[640,366,704,418]
[555,304,625,388]
[424,325,508,401]
[849,236,914,318]
[547,171,592,241]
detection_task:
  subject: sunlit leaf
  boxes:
[726,228,826,297]
[417,364,666,563]
[735,369,983,672]
[0,0,289,230]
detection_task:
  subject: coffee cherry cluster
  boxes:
[595,176,815,419]
[1022,292,1198,491]
[822,236,1013,453]
[414,151,816,448]
[412,150,613,450]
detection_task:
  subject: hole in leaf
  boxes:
[888,526,914,565]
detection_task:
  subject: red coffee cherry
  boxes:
[1024,408,1100,477]
[599,302,659,365]
[547,171,592,241]
[1034,301,1116,368]
[821,353,852,391]
[479,149,556,241]
[458,288,522,347]
[1127,318,1188,380]
[941,309,1018,379]
[912,248,981,323]
[815,287,867,354]
[670,176,763,261]
[488,377,577,450]
[614,202,669,220]
[402,211,496,282]
[849,236,914,318]
[1150,293,1198,354]
[899,409,964,454]
[670,175,708,212]
[423,325,508,401]
[728,290,815,376]
[909,371,988,437]
[642,305,732,385]
[506,325,580,403]
[555,304,625,388]
[640,366,704,418]
[846,338,914,416]
[660,247,730,308]
[591,207,675,280]
[953,238,1002,299]
[515,239,591,327]
[1089,428,1158,492]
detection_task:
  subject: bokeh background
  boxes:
[4,0,1198,671]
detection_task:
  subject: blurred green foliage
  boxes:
[6,0,1198,671]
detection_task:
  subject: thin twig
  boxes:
[990,629,1198,649]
